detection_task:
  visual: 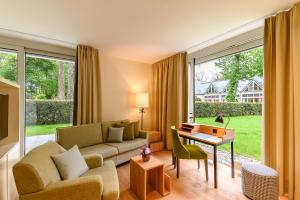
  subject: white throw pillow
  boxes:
[51,145,88,180]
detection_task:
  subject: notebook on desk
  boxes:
[191,132,222,143]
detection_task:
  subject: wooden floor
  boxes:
[117,150,249,200]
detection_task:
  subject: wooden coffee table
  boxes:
[130,155,170,200]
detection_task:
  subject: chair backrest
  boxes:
[13,142,65,195]
[171,126,189,158]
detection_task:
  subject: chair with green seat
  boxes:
[171,126,208,180]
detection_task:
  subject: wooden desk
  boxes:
[130,155,170,200]
[178,124,235,188]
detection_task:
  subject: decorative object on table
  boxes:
[241,162,278,200]
[215,114,231,137]
[140,146,152,162]
[136,92,149,130]
[148,131,164,152]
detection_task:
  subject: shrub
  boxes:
[35,94,47,99]
[195,97,202,102]
[26,100,73,125]
[194,102,262,117]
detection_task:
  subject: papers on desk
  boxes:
[191,133,222,143]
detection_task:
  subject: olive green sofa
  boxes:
[13,142,119,200]
[56,120,149,165]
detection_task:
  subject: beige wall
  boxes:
[100,55,152,130]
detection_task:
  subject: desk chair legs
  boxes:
[175,158,208,181]
[205,159,208,182]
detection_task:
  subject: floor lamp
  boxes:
[136,92,149,130]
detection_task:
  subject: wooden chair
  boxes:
[171,126,208,181]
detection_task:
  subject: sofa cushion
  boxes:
[132,121,140,138]
[81,160,119,200]
[56,123,103,149]
[101,120,129,142]
[13,142,65,195]
[51,145,89,180]
[114,122,134,140]
[106,138,147,153]
[107,127,124,143]
[79,144,118,159]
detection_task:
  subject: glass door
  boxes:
[25,53,74,152]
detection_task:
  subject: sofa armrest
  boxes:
[84,154,104,169]
[21,176,103,200]
[139,130,149,143]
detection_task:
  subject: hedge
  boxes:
[195,102,262,118]
[26,100,73,125]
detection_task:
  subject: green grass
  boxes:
[26,123,71,137]
[196,115,262,160]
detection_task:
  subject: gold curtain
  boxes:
[264,3,300,199]
[73,45,102,125]
[151,52,188,150]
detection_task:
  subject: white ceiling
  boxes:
[0,0,298,64]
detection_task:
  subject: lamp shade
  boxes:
[136,93,149,108]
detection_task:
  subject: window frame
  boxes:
[0,36,75,156]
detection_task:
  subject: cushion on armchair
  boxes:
[51,145,89,180]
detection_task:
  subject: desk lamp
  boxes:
[215,114,230,136]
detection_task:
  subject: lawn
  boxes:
[196,115,262,160]
[26,123,71,137]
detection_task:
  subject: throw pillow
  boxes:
[114,122,135,140]
[51,145,88,180]
[131,121,140,138]
[107,127,124,142]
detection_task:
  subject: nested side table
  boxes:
[130,155,170,200]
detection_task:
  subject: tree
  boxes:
[58,61,65,100]
[67,63,74,99]
[25,57,58,99]
[215,47,263,102]
[0,52,17,82]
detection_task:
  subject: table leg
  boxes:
[231,141,235,178]
[213,145,218,188]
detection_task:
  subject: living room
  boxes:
[0,0,299,200]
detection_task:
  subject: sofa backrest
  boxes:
[56,123,103,149]
[13,142,65,195]
[101,119,129,142]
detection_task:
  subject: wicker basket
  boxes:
[241,162,278,200]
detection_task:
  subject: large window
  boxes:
[25,54,75,152]
[194,46,263,160]
[0,49,17,82]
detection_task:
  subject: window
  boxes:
[0,49,17,82]
[193,46,263,161]
[25,54,75,152]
